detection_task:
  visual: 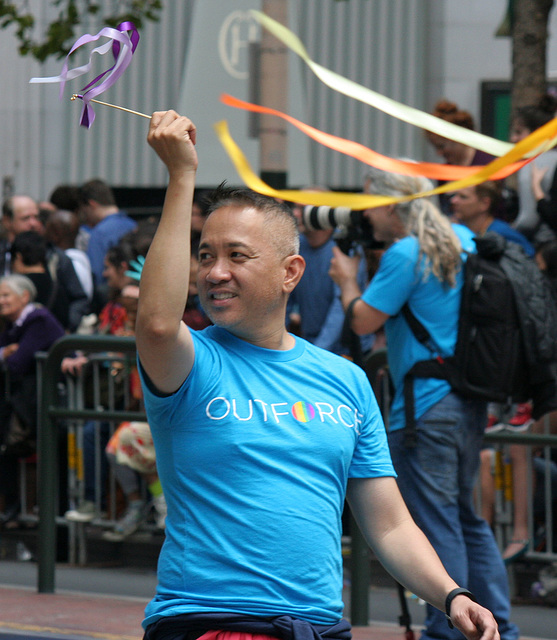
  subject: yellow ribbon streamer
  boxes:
[214,118,557,209]
[250,10,515,157]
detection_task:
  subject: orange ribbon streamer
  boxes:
[221,94,530,181]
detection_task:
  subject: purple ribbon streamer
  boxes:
[30,22,139,128]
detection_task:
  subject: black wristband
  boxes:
[345,296,361,315]
[445,588,476,629]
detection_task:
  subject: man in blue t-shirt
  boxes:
[450,182,535,257]
[78,178,137,287]
[135,111,499,640]
[330,167,518,640]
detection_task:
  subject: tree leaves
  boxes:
[0,0,162,62]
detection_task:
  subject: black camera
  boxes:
[301,205,382,253]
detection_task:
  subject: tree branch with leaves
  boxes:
[0,0,162,62]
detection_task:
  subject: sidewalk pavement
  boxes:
[0,560,553,640]
[0,584,552,640]
[0,585,413,640]
[0,584,145,640]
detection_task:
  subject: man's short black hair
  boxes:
[11,231,48,267]
[204,182,300,257]
[50,185,81,212]
[105,241,134,268]
[205,182,293,218]
[79,179,117,207]
[475,181,502,214]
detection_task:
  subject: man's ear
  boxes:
[283,254,306,293]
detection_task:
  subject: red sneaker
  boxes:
[506,402,534,432]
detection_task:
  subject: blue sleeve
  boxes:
[348,372,396,478]
[86,234,106,284]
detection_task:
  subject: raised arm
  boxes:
[347,477,500,640]
[135,111,198,394]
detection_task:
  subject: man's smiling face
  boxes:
[197,205,295,342]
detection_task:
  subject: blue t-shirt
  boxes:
[139,326,395,628]
[487,219,535,257]
[87,211,137,284]
[361,224,476,431]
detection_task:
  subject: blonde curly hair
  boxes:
[364,166,462,287]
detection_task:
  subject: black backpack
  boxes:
[402,232,557,446]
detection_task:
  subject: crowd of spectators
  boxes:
[0,180,209,534]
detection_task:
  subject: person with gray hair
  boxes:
[0,273,37,301]
[0,273,64,526]
[330,166,519,640]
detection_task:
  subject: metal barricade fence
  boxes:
[37,334,144,593]
[52,350,152,566]
[484,418,557,563]
[36,349,134,523]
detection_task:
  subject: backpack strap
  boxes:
[400,304,452,447]
[401,303,440,354]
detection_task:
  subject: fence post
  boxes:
[37,335,137,593]
[350,349,389,625]
[350,514,370,625]
[37,337,64,593]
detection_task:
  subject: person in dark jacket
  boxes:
[475,235,557,563]
[0,274,65,526]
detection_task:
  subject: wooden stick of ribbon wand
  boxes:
[70,94,151,119]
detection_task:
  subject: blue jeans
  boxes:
[83,420,110,507]
[388,392,519,640]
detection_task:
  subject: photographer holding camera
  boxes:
[329,167,519,640]
[288,190,374,356]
